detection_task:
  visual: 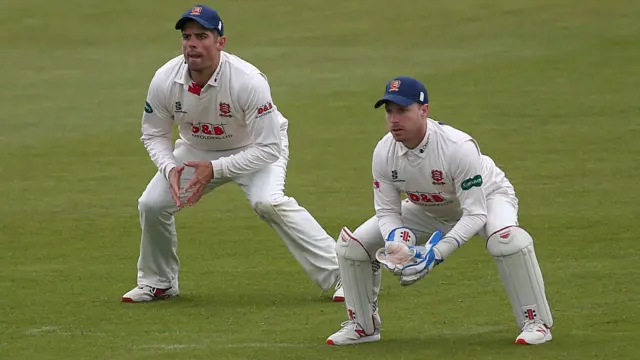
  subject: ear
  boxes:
[216,35,227,51]
[420,104,429,118]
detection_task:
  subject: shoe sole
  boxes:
[121,294,178,303]
[326,334,380,346]
[515,333,552,345]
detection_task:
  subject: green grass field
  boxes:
[1,0,639,359]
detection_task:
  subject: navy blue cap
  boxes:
[175,4,224,35]
[374,76,428,108]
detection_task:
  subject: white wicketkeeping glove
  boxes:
[376,231,444,286]
[398,232,445,286]
[375,230,445,285]
[375,227,419,274]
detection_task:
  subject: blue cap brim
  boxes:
[374,94,415,108]
[175,16,216,30]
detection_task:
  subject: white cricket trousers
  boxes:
[135,135,339,292]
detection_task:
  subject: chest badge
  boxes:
[219,102,233,118]
[431,169,446,185]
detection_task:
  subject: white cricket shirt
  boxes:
[141,51,287,180]
[372,119,513,255]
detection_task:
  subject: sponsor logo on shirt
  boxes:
[191,123,233,140]
[144,101,153,114]
[256,101,274,118]
[461,175,483,190]
[406,191,453,207]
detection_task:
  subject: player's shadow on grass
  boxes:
[168,289,329,309]
[351,330,516,353]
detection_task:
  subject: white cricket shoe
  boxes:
[332,278,344,302]
[326,316,381,346]
[515,320,552,345]
[121,285,179,303]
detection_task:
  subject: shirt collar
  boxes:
[174,51,227,89]
[396,118,433,158]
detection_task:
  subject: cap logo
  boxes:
[389,80,401,92]
[190,6,203,15]
[419,92,424,102]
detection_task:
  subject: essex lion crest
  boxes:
[431,169,445,185]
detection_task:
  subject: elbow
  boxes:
[473,211,487,223]
[375,211,402,225]
[470,212,488,228]
[140,135,153,148]
[261,142,281,164]
[141,135,160,150]
[460,209,487,224]
[141,133,169,143]
[479,213,488,228]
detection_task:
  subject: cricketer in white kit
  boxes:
[122,4,344,303]
[326,76,553,345]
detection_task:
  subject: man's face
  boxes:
[384,102,429,144]
[181,21,225,71]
